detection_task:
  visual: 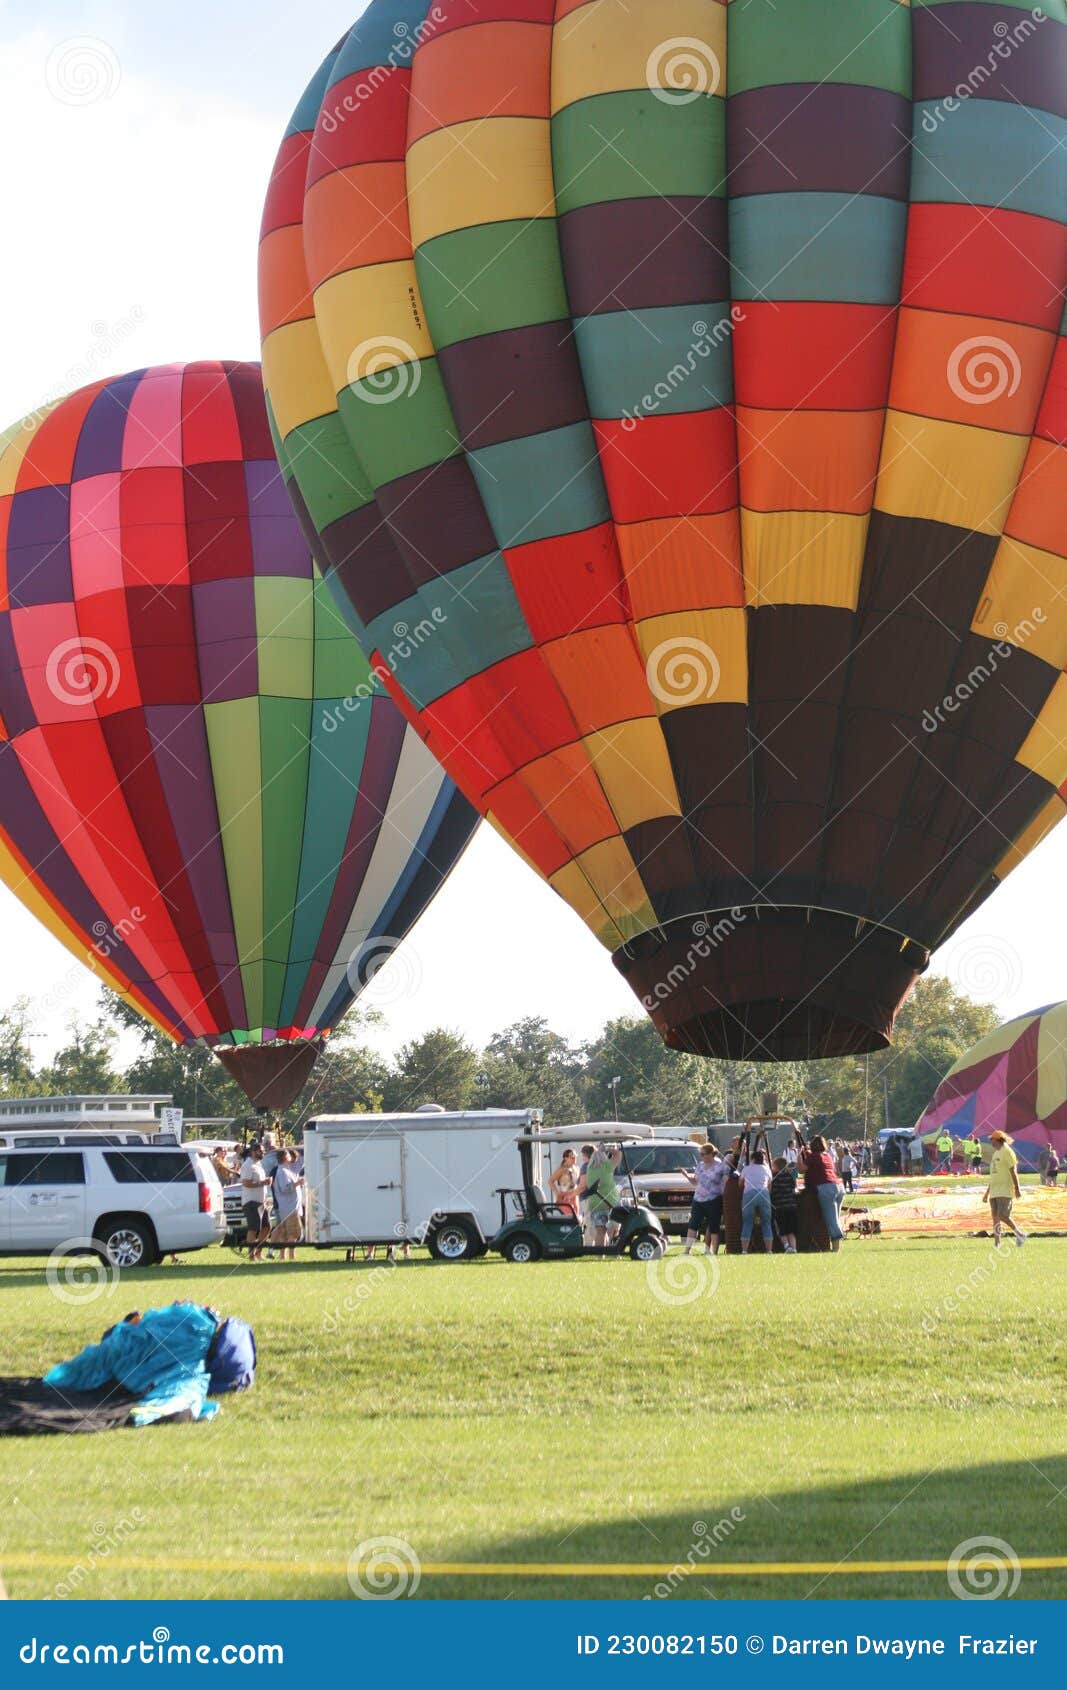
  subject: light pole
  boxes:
[609,1075,621,1121]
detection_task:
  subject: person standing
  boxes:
[681,1143,724,1255]
[1045,1145,1060,1187]
[739,1151,773,1254]
[240,1142,272,1263]
[839,1145,856,1194]
[770,1156,798,1252]
[549,1148,580,1218]
[984,1129,1026,1248]
[935,1129,953,1174]
[577,1142,595,1242]
[799,1134,845,1253]
[268,1148,305,1261]
[578,1146,622,1247]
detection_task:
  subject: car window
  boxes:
[4,1151,86,1186]
[103,1151,196,1185]
[619,1146,699,1176]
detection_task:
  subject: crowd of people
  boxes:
[547,1132,860,1257]
[211,1132,307,1264]
[679,1134,848,1256]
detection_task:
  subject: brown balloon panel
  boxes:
[214,1037,324,1113]
[615,909,929,1062]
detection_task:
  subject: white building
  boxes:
[0,1094,174,1133]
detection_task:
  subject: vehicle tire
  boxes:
[629,1232,663,1262]
[93,1215,158,1269]
[427,1219,480,1262]
[503,1233,540,1264]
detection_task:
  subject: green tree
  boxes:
[581,1016,722,1128]
[384,1027,479,1112]
[0,998,38,1094]
[295,1030,390,1121]
[476,1017,586,1124]
[38,1013,119,1095]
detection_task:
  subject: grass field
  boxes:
[0,1231,1064,1602]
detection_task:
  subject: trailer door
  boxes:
[319,1133,405,1243]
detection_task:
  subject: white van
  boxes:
[303,1106,542,1261]
[0,1131,226,1266]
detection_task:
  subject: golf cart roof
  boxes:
[519,1121,657,1144]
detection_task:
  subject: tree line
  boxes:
[0,975,998,1138]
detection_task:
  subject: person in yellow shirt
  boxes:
[984,1129,1026,1248]
[935,1130,953,1173]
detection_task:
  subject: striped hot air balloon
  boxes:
[259,0,1067,1063]
[0,361,475,1110]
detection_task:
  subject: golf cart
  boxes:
[491,1123,667,1263]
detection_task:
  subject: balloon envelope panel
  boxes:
[0,361,475,1063]
[259,1,1067,1061]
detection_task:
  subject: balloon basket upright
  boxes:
[720,1113,833,1253]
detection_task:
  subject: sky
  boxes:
[0,1,1064,1070]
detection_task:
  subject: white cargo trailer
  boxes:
[302,1105,542,1261]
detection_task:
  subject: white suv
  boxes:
[0,1131,226,1266]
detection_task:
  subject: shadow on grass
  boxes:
[366,1455,1067,1602]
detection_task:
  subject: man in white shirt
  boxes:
[240,1144,272,1262]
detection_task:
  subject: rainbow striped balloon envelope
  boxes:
[915,1002,1067,1170]
[260,0,1067,1064]
[0,362,475,1109]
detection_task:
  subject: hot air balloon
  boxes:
[915,1001,1067,1174]
[0,361,476,1111]
[259,0,1067,1063]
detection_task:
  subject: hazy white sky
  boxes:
[0,1,1064,1067]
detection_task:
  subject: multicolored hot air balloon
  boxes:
[260,0,1067,1063]
[0,362,475,1110]
[915,1002,1067,1172]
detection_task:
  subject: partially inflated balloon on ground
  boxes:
[915,1002,1067,1171]
[0,361,475,1110]
[260,0,1067,1063]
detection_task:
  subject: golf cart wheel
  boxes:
[428,1219,479,1262]
[503,1234,541,1264]
[94,1216,158,1269]
[629,1232,664,1262]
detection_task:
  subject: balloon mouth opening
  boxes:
[614,906,929,1063]
[213,1035,325,1112]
